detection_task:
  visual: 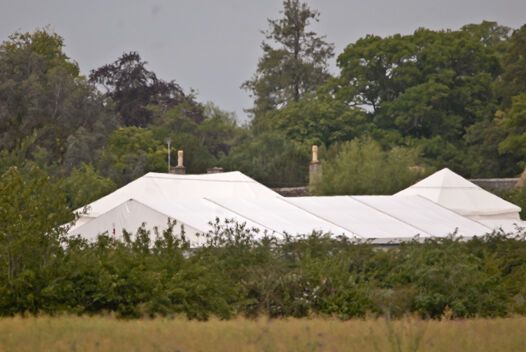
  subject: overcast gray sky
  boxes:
[1,0,525,122]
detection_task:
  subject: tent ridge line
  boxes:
[202,197,282,236]
[146,177,258,184]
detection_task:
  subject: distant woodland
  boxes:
[1,2,526,200]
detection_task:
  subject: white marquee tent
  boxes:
[396,168,524,232]
[68,169,525,244]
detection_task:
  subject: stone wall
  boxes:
[470,178,520,192]
[274,178,520,196]
[272,186,309,197]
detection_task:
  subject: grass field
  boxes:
[0,316,525,352]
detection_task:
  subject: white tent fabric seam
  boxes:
[350,196,431,236]
[202,197,284,236]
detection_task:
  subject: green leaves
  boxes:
[314,138,423,195]
[243,0,334,118]
[0,166,71,313]
[498,93,526,159]
[269,92,370,146]
[495,25,526,108]
[220,131,309,187]
[0,29,116,177]
[99,127,166,185]
[63,164,116,209]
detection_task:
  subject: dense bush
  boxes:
[501,186,526,219]
[1,214,526,320]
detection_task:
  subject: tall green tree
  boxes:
[0,29,114,171]
[243,0,334,121]
[334,24,503,176]
[337,27,500,136]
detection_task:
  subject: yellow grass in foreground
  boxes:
[0,316,525,352]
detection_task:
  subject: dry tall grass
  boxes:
[0,316,524,351]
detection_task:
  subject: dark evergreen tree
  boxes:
[243,0,334,122]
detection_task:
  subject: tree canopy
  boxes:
[89,51,204,127]
[0,30,114,172]
[243,0,334,121]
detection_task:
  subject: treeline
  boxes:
[1,1,526,207]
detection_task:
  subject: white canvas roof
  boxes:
[206,196,355,238]
[78,171,280,218]
[354,195,491,237]
[71,200,356,244]
[396,168,521,219]
[284,196,428,241]
[476,218,526,234]
[69,199,184,242]
[69,170,523,244]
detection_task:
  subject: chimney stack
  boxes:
[170,150,186,174]
[309,145,321,189]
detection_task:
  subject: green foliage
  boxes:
[243,0,334,119]
[96,102,246,185]
[267,90,370,146]
[2,29,79,76]
[463,119,520,178]
[63,164,116,209]
[1,214,526,320]
[198,103,243,159]
[221,131,309,187]
[2,21,526,322]
[390,239,507,318]
[498,93,526,163]
[100,127,166,185]
[0,166,72,314]
[0,29,114,171]
[314,138,424,195]
[148,103,241,173]
[332,26,503,177]
[495,25,526,107]
[2,21,526,192]
[337,27,500,120]
[461,21,511,48]
[501,186,526,219]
